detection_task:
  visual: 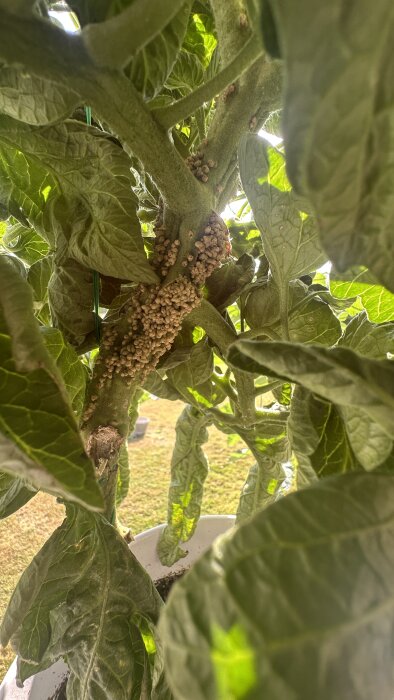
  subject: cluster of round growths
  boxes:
[83,212,230,423]
[85,278,201,402]
[190,212,231,284]
[186,151,217,183]
[153,227,181,276]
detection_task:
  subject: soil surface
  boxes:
[156,570,185,602]
[50,679,67,700]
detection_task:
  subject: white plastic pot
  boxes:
[0,515,235,699]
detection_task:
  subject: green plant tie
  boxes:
[85,105,101,342]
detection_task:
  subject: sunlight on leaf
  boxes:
[211,624,257,700]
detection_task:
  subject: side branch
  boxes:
[152,36,264,130]
[82,0,188,69]
[188,300,256,424]
[0,9,89,84]
[187,299,237,351]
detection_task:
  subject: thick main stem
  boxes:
[85,72,211,216]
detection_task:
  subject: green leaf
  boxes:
[287,281,341,345]
[0,259,103,509]
[330,268,394,323]
[272,382,291,406]
[289,312,394,477]
[0,66,80,125]
[236,420,289,523]
[181,378,226,410]
[288,387,363,478]
[127,2,192,100]
[227,223,262,260]
[337,313,394,469]
[264,0,394,292]
[243,279,281,330]
[0,138,56,245]
[237,462,274,521]
[245,279,342,345]
[205,254,255,312]
[157,406,210,566]
[143,371,183,401]
[2,222,49,264]
[340,406,392,472]
[160,472,394,700]
[0,469,36,519]
[27,254,53,312]
[41,327,87,417]
[228,340,394,436]
[182,11,216,69]
[210,411,289,520]
[0,116,157,283]
[238,134,325,284]
[339,312,394,360]
[167,339,214,398]
[0,252,26,278]
[116,441,130,507]
[166,50,205,93]
[0,506,163,698]
[48,258,97,348]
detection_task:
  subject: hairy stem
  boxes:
[82,0,189,69]
[85,72,212,216]
[210,0,251,64]
[233,371,256,425]
[254,380,283,397]
[279,286,290,341]
[205,58,283,200]
[212,373,238,403]
[200,1,282,206]
[188,300,255,423]
[187,299,237,351]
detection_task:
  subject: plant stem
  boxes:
[0,9,211,217]
[240,327,282,341]
[82,0,189,69]
[279,286,290,341]
[254,379,283,397]
[152,36,264,129]
[85,72,212,217]
[187,298,237,351]
[233,369,256,425]
[188,299,256,423]
[212,373,238,403]
[204,58,283,201]
[210,0,251,64]
[0,9,88,83]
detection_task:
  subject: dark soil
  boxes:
[49,678,67,700]
[49,570,185,699]
[155,570,185,602]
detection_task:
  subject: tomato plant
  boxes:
[0,1,393,698]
